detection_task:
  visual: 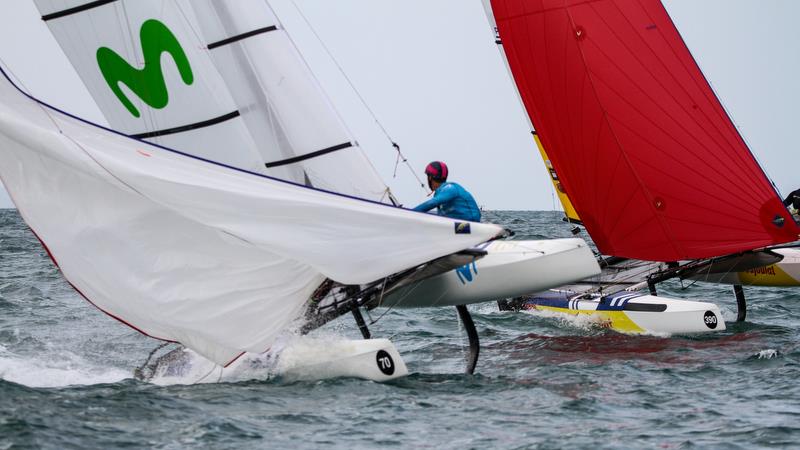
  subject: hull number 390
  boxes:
[376,350,395,376]
[703,311,718,329]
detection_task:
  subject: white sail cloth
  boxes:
[33,0,392,202]
[188,0,391,200]
[0,71,503,365]
[34,0,271,176]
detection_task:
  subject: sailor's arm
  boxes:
[413,196,442,212]
[413,185,457,212]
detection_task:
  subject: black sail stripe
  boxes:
[131,111,240,139]
[207,26,279,50]
[41,0,119,21]
[264,143,353,168]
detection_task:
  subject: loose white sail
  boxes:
[0,67,503,365]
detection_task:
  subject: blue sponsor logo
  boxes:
[454,222,471,234]
[455,262,478,284]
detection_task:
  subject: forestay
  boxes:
[490,0,800,261]
[0,67,503,365]
[33,0,391,202]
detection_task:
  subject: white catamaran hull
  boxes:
[381,238,600,308]
[520,291,726,335]
[148,338,408,384]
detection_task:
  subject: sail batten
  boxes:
[207,25,279,49]
[130,110,241,139]
[491,0,799,261]
[41,0,119,21]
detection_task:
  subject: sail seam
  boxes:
[207,26,278,50]
[265,143,353,168]
[131,111,240,139]
[41,0,119,21]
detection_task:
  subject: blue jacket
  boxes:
[413,182,481,222]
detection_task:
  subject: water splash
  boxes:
[0,346,129,388]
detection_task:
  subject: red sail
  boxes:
[491,0,799,261]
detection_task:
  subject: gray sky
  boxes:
[0,1,797,210]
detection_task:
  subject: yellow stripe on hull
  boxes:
[533,305,646,334]
[736,262,800,287]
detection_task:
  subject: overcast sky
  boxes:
[0,0,797,210]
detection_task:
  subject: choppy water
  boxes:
[1,209,799,449]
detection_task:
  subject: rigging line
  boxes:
[368,278,397,326]
[62,134,150,201]
[593,261,663,294]
[2,55,67,136]
[174,2,205,47]
[0,57,32,97]
[263,1,398,200]
[288,0,428,195]
[364,276,388,324]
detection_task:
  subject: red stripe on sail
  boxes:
[492,0,798,261]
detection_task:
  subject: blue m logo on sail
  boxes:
[455,262,478,284]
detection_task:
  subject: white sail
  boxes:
[187,0,392,201]
[0,68,503,365]
[33,0,393,201]
[32,0,275,175]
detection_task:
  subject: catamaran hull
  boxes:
[381,238,600,308]
[688,248,800,287]
[272,338,408,382]
[147,338,408,384]
[519,291,726,335]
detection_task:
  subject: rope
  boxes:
[288,0,428,195]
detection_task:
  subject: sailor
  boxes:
[784,188,800,213]
[413,161,481,222]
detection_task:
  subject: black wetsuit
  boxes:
[784,189,800,210]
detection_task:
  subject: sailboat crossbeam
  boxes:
[301,249,491,335]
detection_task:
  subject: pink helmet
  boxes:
[424,161,449,182]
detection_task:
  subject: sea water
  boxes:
[1,209,799,449]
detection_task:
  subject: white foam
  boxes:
[756,349,780,359]
[718,306,737,322]
[522,307,609,332]
[148,333,400,385]
[0,348,129,388]
[147,344,287,386]
[521,307,673,338]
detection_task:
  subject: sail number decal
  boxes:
[376,350,395,376]
[96,19,194,118]
[703,311,718,329]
